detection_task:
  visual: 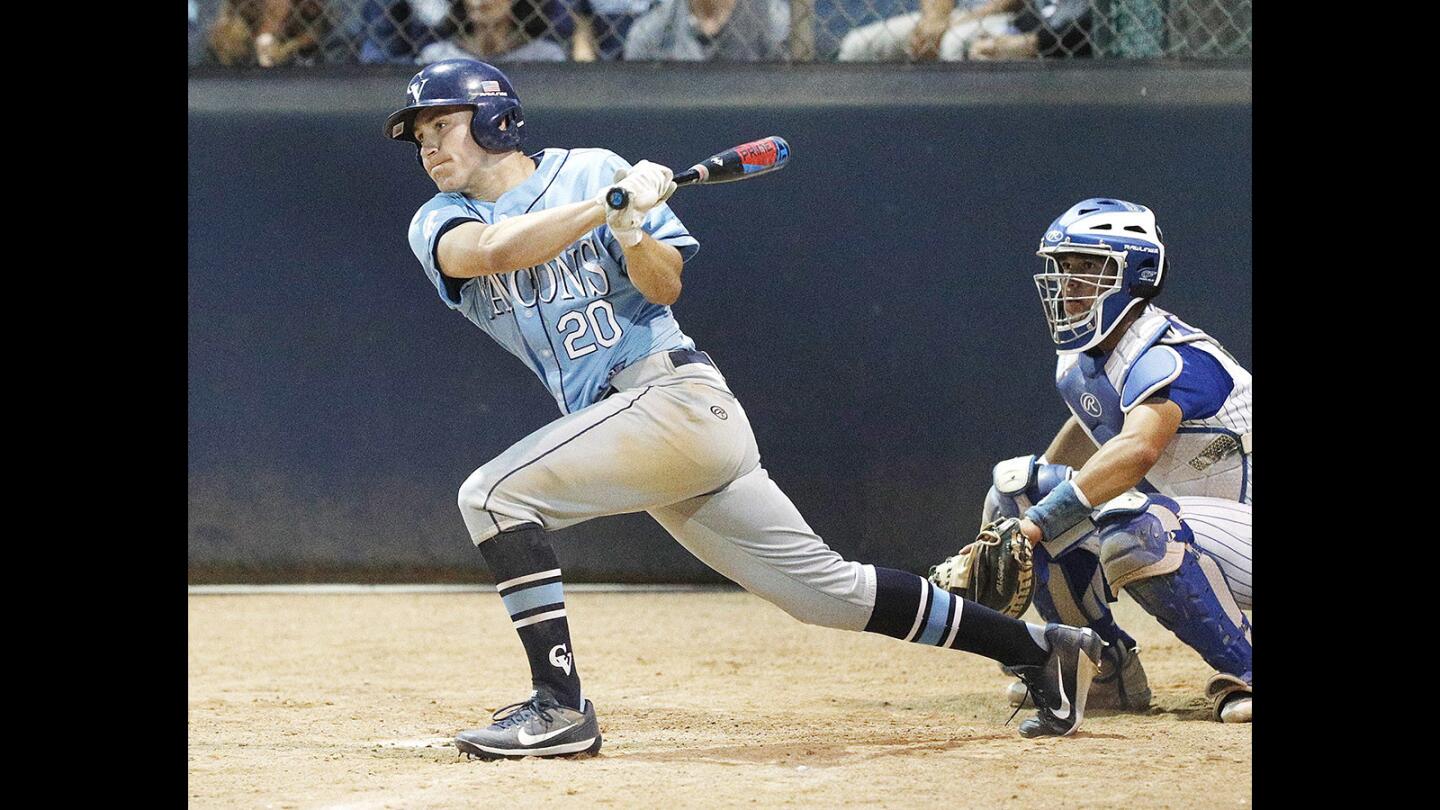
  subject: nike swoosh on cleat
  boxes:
[516,725,576,746]
[1051,657,1072,720]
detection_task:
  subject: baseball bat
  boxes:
[605,136,791,210]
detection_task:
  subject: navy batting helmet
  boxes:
[384,59,524,158]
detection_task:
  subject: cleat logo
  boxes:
[549,644,573,676]
[1051,658,1071,720]
[516,725,573,746]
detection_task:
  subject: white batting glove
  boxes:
[606,203,645,247]
[608,161,677,214]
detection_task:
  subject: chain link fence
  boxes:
[187,0,1250,65]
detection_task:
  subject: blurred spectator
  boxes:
[207,0,332,66]
[623,0,789,61]
[190,0,208,65]
[968,0,1092,58]
[568,0,655,60]
[354,0,460,63]
[838,0,1021,62]
[418,0,568,62]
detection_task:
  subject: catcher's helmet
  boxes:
[384,59,524,159]
[1033,198,1167,353]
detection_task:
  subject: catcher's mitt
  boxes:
[927,517,1036,619]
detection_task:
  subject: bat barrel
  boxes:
[605,137,790,209]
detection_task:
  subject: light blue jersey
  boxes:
[407,147,700,414]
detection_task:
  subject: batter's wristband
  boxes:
[1024,479,1093,542]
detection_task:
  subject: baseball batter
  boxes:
[385,59,1108,758]
[932,198,1252,722]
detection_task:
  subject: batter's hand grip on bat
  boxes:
[605,136,791,210]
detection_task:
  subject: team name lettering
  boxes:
[484,275,513,317]
[578,239,609,296]
[484,234,611,319]
[510,267,542,308]
[551,250,589,302]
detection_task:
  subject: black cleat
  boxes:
[455,690,602,760]
[1007,638,1151,712]
[1008,624,1106,738]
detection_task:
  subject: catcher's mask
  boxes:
[1034,198,1166,353]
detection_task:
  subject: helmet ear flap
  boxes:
[1129,256,1165,299]
[469,101,524,153]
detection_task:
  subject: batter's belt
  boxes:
[602,349,719,399]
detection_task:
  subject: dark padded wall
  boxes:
[188,64,1250,582]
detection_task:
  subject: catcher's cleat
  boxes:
[455,690,602,760]
[1007,640,1151,711]
[1205,672,1252,724]
[1008,624,1106,738]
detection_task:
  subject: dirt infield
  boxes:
[188,591,1250,808]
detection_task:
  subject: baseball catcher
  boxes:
[930,198,1252,723]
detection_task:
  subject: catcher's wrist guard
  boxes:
[928,517,1036,619]
[1023,478,1092,543]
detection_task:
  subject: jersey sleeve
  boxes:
[1122,343,1235,420]
[595,152,700,264]
[407,195,485,307]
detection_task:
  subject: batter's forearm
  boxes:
[621,236,683,305]
[469,200,607,275]
[1070,436,1161,505]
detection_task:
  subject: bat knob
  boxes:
[606,187,629,210]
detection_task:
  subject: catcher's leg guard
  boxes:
[985,457,1138,650]
[1097,494,1252,684]
[1032,545,1138,652]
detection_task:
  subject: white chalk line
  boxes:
[188,583,738,595]
[369,737,454,750]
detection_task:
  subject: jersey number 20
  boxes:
[557,300,623,359]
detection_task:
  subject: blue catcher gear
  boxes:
[982,455,1093,556]
[1034,198,1168,353]
[384,58,524,162]
[981,456,1138,654]
[1094,492,1252,683]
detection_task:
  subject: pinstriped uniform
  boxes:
[1176,498,1251,609]
[1054,305,1252,606]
